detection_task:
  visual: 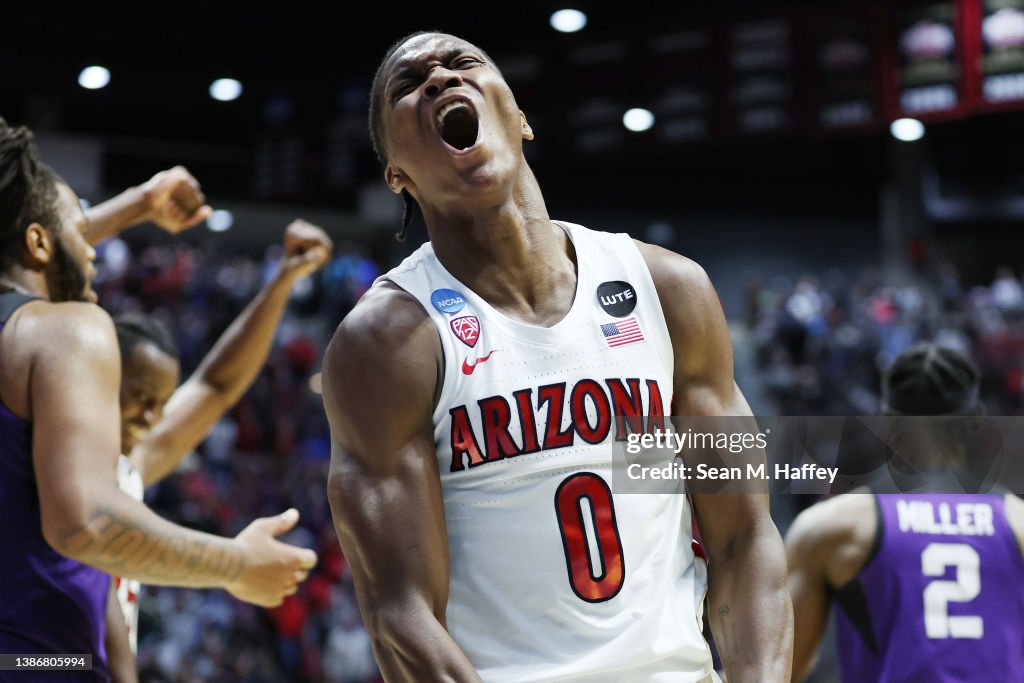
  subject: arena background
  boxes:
[4,1,1024,681]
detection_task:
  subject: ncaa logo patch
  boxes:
[597,281,637,317]
[450,316,480,348]
[431,288,466,315]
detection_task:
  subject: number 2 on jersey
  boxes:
[554,472,625,602]
[921,542,983,639]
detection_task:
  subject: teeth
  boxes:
[436,101,469,128]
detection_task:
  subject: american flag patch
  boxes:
[600,317,644,347]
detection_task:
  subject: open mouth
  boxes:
[436,101,480,151]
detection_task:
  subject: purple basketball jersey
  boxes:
[0,293,110,681]
[835,493,1024,682]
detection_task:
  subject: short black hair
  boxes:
[0,119,63,268]
[368,31,438,243]
[115,313,180,361]
[882,342,980,415]
[369,30,437,166]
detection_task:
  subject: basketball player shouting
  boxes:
[786,342,1024,681]
[0,120,317,682]
[323,33,792,682]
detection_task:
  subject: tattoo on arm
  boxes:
[717,604,740,667]
[58,507,245,584]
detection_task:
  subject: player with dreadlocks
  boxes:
[0,118,316,681]
[786,342,1024,682]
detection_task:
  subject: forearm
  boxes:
[104,585,138,683]
[53,489,244,589]
[369,608,484,683]
[85,186,150,245]
[708,526,793,683]
[193,270,296,400]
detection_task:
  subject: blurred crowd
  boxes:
[94,235,385,683]
[747,263,1024,416]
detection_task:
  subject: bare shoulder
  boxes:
[633,239,713,297]
[30,300,116,345]
[4,300,116,367]
[1004,492,1024,519]
[322,280,439,452]
[787,493,874,544]
[786,492,877,584]
[328,279,431,347]
[0,301,118,419]
[633,238,723,334]
[323,280,437,380]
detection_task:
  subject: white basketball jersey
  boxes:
[115,455,144,654]
[386,221,719,683]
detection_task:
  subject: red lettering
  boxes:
[479,396,520,461]
[572,379,611,444]
[450,379,666,472]
[449,406,485,472]
[513,389,540,454]
[606,378,644,440]
[647,379,666,433]
[538,383,574,450]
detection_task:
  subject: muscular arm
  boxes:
[33,304,245,586]
[784,494,875,682]
[104,583,138,683]
[323,284,482,683]
[30,304,315,605]
[785,505,835,682]
[640,242,793,682]
[130,220,331,486]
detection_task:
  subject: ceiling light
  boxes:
[890,118,925,142]
[210,78,243,102]
[551,9,587,33]
[206,209,233,232]
[623,108,655,132]
[78,66,110,90]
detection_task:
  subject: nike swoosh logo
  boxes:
[462,349,498,375]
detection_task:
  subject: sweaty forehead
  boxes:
[385,34,484,75]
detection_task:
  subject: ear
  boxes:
[23,223,55,267]
[520,111,534,141]
[384,165,407,195]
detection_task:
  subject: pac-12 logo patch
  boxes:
[597,281,637,317]
[431,288,466,315]
[450,316,480,348]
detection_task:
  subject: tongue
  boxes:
[441,107,479,150]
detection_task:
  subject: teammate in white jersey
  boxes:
[323,32,793,682]
[78,171,332,679]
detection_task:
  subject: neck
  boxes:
[0,267,51,300]
[424,166,576,318]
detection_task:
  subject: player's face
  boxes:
[45,183,97,303]
[380,34,533,207]
[119,341,180,453]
